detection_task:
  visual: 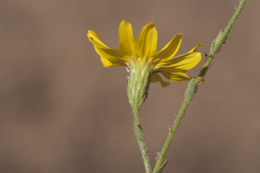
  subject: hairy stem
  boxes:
[132,104,152,173]
[153,0,247,172]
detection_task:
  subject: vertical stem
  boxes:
[132,104,151,173]
[153,0,247,172]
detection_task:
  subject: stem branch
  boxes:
[153,0,247,172]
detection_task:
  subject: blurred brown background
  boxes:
[0,0,259,173]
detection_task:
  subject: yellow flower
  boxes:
[87,20,202,87]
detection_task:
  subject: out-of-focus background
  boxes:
[0,0,259,173]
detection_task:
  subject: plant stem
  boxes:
[132,104,152,173]
[153,0,247,172]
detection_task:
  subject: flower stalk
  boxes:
[131,105,152,173]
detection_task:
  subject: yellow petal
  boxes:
[161,52,202,71]
[157,43,202,70]
[153,33,182,64]
[118,20,136,55]
[87,30,128,67]
[150,73,170,87]
[87,30,109,48]
[93,47,128,67]
[136,22,157,58]
[161,70,191,82]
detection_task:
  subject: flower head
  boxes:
[88,20,202,107]
[87,20,202,87]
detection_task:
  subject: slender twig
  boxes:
[132,104,152,173]
[153,0,247,172]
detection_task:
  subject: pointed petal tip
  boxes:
[87,30,94,34]
[121,19,128,24]
[87,30,96,39]
[147,21,155,27]
[171,33,182,39]
[120,19,133,27]
[176,33,182,40]
[191,43,203,53]
[87,34,93,41]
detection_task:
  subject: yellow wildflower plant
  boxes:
[86,0,248,171]
[87,20,202,107]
